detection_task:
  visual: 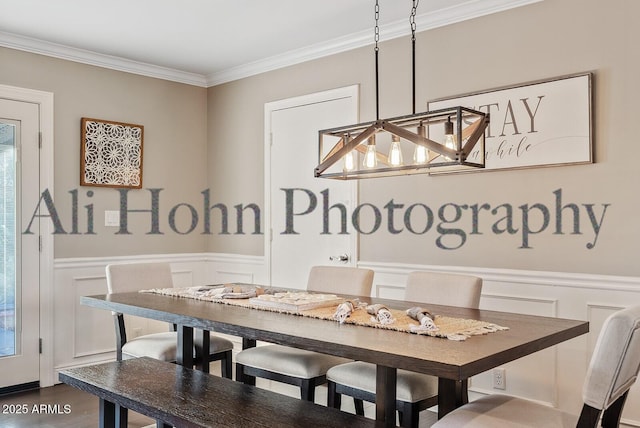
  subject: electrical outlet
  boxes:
[492,367,506,390]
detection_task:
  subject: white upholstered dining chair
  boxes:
[432,304,640,428]
[326,271,483,428]
[235,265,375,401]
[106,262,234,372]
[106,262,236,428]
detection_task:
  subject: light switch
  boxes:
[105,210,120,227]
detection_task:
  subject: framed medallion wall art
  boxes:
[80,117,144,188]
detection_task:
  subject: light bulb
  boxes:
[344,151,355,171]
[388,135,403,166]
[343,135,355,171]
[443,117,455,160]
[444,134,456,151]
[363,135,377,168]
[414,146,428,164]
[413,123,428,164]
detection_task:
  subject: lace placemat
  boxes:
[140,285,508,341]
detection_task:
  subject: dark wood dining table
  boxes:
[81,289,588,426]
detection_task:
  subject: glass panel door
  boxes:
[0,97,40,389]
[0,122,16,358]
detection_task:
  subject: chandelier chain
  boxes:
[410,0,419,41]
[374,0,380,51]
[374,0,380,119]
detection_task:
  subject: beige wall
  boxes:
[3,0,638,275]
[207,0,640,276]
[1,47,209,258]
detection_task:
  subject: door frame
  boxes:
[264,85,359,285]
[0,84,54,387]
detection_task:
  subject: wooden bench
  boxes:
[59,357,384,428]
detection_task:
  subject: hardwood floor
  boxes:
[0,383,154,428]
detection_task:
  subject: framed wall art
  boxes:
[428,72,593,172]
[80,117,144,188]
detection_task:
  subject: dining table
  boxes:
[81,286,588,426]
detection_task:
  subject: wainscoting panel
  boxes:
[52,253,266,381]
[374,283,405,300]
[215,269,254,284]
[71,275,115,358]
[206,253,267,284]
[472,293,559,406]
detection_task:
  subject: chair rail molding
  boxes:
[358,261,640,293]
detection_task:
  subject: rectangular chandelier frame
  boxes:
[315,106,489,180]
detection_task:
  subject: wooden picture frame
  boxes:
[80,117,144,188]
[428,72,593,172]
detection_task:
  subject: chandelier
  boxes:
[315,0,489,179]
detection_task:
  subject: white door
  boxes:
[266,86,358,288]
[0,98,41,388]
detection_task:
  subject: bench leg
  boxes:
[99,398,116,428]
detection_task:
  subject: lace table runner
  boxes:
[141,285,508,341]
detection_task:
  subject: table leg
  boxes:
[177,325,194,367]
[242,338,256,349]
[114,403,127,428]
[375,365,397,427]
[195,329,210,373]
[99,398,116,428]
[459,379,469,404]
[437,378,469,419]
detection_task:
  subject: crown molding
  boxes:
[0,30,208,87]
[1,0,541,88]
[206,0,543,86]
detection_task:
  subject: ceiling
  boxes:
[0,0,538,87]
